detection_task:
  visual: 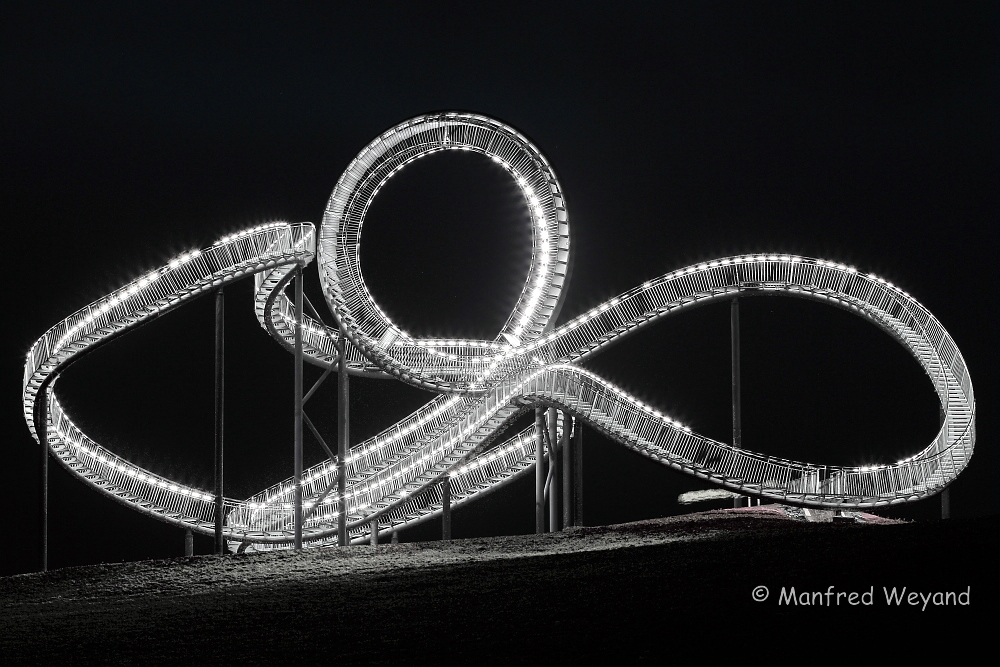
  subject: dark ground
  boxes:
[1,508,995,664]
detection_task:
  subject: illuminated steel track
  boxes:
[22,113,975,550]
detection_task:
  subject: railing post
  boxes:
[337,317,349,547]
[215,287,226,555]
[731,296,744,508]
[535,408,545,533]
[442,476,452,541]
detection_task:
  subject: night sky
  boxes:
[2,3,995,576]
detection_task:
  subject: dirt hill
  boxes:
[2,508,995,664]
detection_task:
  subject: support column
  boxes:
[535,408,545,534]
[293,269,304,550]
[337,317,349,547]
[370,521,379,546]
[39,388,48,572]
[184,529,194,557]
[731,297,744,509]
[215,287,226,555]
[442,476,452,541]
[574,420,583,527]
[548,408,559,532]
[562,411,572,529]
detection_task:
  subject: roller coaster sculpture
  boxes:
[23,113,976,551]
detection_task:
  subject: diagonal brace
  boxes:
[302,292,327,326]
[303,411,336,461]
[304,365,332,405]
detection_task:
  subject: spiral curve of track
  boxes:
[22,112,975,549]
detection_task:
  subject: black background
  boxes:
[2,2,994,576]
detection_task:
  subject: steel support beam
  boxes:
[548,408,559,532]
[574,420,583,526]
[302,292,326,325]
[731,297,744,508]
[535,408,545,533]
[303,412,336,461]
[442,476,452,541]
[337,318,349,547]
[303,364,332,405]
[39,388,48,572]
[214,287,226,555]
[293,269,303,550]
[561,411,572,529]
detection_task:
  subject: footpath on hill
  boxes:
[1,508,995,663]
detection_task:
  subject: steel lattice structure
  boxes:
[22,113,975,550]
